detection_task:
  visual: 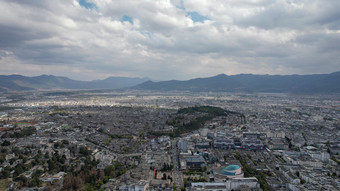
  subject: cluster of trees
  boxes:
[110,134,133,139]
[48,110,69,117]
[175,115,213,135]
[13,170,43,188]
[63,157,100,191]
[166,106,246,137]
[161,173,172,181]
[166,114,218,137]
[149,106,247,138]
[0,143,93,190]
[0,166,11,179]
[1,126,36,138]
[103,161,130,178]
[0,134,139,190]
[1,140,10,146]
[330,155,340,165]
[61,154,135,190]
[0,143,99,190]
[104,137,112,146]
[177,106,228,116]
[60,160,136,191]
[234,152,270,191]
[53,139,70,149]
[178,105,245,120]
[46,151,68,174]
[0,148,47,187]
[148,131,170,137]
[183,177,207,184]
[184,172,204,177]
[154,171,172,182]
[79,146,92,156]
[160,163,174,172]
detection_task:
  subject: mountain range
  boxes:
[0,75,148,92]
[0,72,339,94]
[134,72,340,94]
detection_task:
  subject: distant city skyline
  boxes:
[0,0,339,81]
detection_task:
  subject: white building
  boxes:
[199,128,209,137]
[190,177,260,191]
[119,180,149,191]
[177,140,188,152]
[309,152,330,162]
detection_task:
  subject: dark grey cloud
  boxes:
[0,0,339,81]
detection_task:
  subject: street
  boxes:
[172,139,183,189]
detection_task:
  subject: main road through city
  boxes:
[172,138,182,189]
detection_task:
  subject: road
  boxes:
[172,138,183,189]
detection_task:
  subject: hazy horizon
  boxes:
[1,70,339,82]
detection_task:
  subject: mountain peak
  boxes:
[215,73,227,77]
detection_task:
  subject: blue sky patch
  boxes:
[186,12,209,23]
[176,0,185,10]
[121,15,133,24]
[79,0,96,9]
[141,31,153,39]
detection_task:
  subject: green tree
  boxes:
[79,146,91,156]
[104,165,115,177]
[173,183,177,191]
[44,152,49,159]
[1,140,11,146]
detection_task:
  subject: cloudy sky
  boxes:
[0,0,339,81]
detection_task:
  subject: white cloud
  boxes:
[0,0,339,81]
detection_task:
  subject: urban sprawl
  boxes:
[0,91,339,191]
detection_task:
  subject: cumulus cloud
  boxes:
[0,0,339,80]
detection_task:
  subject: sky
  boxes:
[0,0,339,81]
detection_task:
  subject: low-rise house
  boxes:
[213,138,234,149]
[185,156,205,169]
[241,138,264,150]
[40,172,65,183]
[267,138,289,150]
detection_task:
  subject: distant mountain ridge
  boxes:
[1,72,339,93]
[0,74,148,92]
[133,72,340,94]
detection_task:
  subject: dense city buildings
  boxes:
[0,90,339,190]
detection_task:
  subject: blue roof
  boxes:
[220,165,241,176]
[224,165,240,171]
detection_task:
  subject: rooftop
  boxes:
[224,165,240,171]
